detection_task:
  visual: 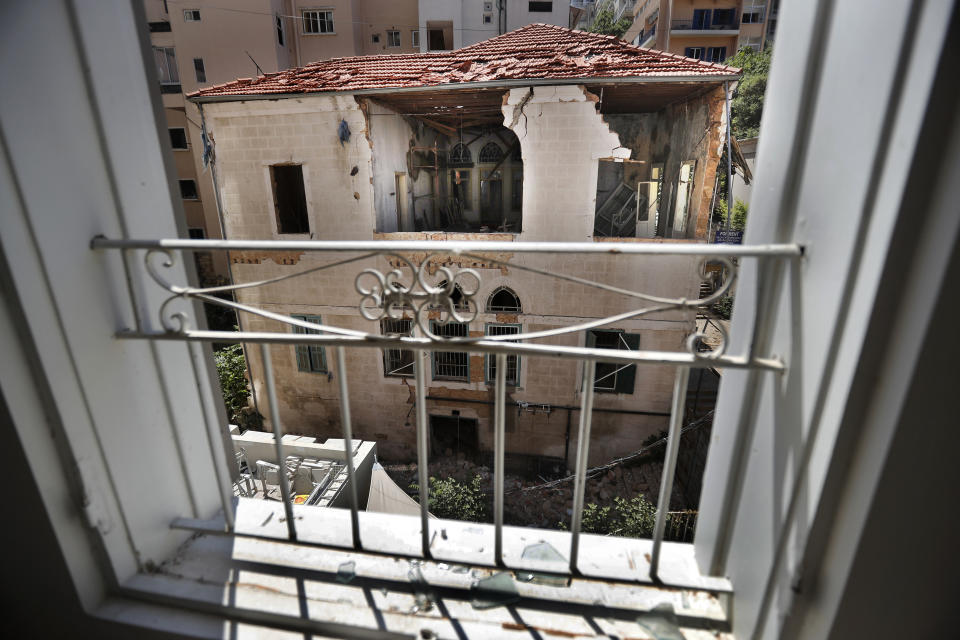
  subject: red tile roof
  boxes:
[189,24,739,100]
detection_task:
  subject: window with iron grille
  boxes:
[387,30,401,47]
[485,286,521,313]
[292,314,326,373]
[431,321,469,380]
[183,9,200,21]
[478,142,503,163]
[587,329,639,394]
[486,324,520,385]
[381,317,414,377]
[302,10,334,34]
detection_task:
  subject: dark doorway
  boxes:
[430,415,479,460]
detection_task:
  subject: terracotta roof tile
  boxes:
[189,24,739,100]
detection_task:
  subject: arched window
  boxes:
[478,142,503,163]
[435,280,468,309]
[448,143,471,165]
[486,286,521,313]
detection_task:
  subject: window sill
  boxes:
[302,32,337,36]
[107,500,731,638]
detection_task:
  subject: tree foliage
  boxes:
[588,9,633,38]
[214,343,252,422]
[714,197,749,231]
[413,474,487,522]
[579,494,658,538]
[728,46,772,139]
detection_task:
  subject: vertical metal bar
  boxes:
[335,347,362,549]
[186,340,233,529]
[260,343,297,541]
[569,360,596,574]
[414,348,431,558]
[650,366,691,579]
[725,80,733,231]
[493,353,507,566]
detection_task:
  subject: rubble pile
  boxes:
[383,454,685,530]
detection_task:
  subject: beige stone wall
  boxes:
[203,87,709,466]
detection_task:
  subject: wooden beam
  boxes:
[413,115,457,137]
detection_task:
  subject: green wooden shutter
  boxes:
[615,333,640,394]
[295,344,308,371]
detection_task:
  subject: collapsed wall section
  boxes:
[502,85,629,241]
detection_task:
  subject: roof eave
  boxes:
[188,73,740,104]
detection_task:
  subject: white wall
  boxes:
[694,0,959,638]
[504,85,629,241]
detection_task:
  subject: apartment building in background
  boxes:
[145,0,420,280]
[418,0,570,51]
[621,0,777,60]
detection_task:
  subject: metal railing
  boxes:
[672,17,739,31]
[92,236,798,588]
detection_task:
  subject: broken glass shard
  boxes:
[636,603,684,640]
[336,560,356,583]
[470,571,520,609]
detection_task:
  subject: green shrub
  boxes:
[713,295,735,320]
[562,494,658,538]
[214,343,252,423]
[412,474,487,522]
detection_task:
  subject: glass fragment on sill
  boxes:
[470,571,520,609]
[336,560,356,583]
[515,541,570,587]
[408,563,434,613]
[636,603,684,640]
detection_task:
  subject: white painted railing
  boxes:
[92,236,799,623]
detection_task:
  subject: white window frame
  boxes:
[153,46,179,85]
[386,30,401,47]
[183,9,200,22]
[411,29,420,48]
[301,9,334,35]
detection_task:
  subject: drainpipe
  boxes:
[655,0,671,51]
[725,80,733,230]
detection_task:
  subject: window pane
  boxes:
[164,48,179,83]
[432,321,469,380]
[292,314,326,373]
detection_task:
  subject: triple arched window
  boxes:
[478,142,503,163]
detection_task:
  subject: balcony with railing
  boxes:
[5,1,960,638]
[85,234,799,636]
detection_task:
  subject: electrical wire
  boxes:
[504,410,715,494]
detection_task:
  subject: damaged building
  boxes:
[190,24,739,469]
